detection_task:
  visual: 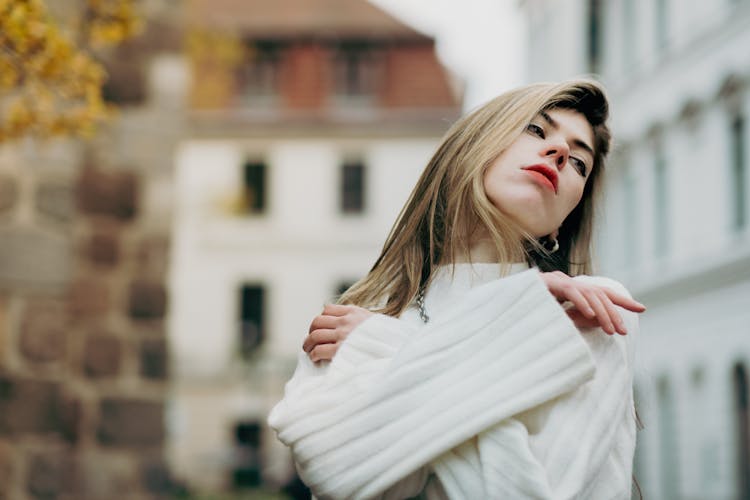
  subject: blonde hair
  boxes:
[340,79,612,317]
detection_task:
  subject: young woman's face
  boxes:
[483,108,595,238]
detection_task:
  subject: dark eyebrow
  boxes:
[539,111,595,160]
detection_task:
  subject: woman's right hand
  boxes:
[303,304,374,362]
[539,271,646,335]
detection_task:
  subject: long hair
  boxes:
[339,79,612,317]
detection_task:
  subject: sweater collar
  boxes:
[432,262,530,289]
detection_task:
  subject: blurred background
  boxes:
[0,0,748,499]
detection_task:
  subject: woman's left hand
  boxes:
[539,271,646,335]
[303,304,374,362]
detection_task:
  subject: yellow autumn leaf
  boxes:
[0,0,142,141]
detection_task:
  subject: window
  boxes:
[653,143,669,257]
[587,0,603,74]
[340,161,366,214]
[735,363,750,499]
[243,161,266,214]
[655,0,669,52]
[231,421,262,488]
[657,376,680,500]
[101,44,146,105]
[622,162,638,267]
[632,383,647,495]
[731,113,747,231]
[239,285,264,358]
[333,41,379,99]
[622,0,636,70]
[237,40,282,102]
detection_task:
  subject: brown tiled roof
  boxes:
[187,0,428,39]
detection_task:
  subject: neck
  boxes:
[451,226,532,265]
[453,238,500,264]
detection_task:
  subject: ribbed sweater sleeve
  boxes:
[431,276,638,500]
[267,269,597,500]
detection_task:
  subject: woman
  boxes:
[268,79,646,499]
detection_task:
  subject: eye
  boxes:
[571,156,588,177]
[526,123,545,138]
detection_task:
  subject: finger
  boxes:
[322,303,352,316]
[564,286,596,319]
[582,289,616,335]
[309,343,339,363]
[566,309,600,329]
[302,329,338,353]
[596,289,627,335]
[602,289,646,312]
[308,314,339,333]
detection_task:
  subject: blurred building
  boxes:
[168,0,462,493]
[521,0,750,499]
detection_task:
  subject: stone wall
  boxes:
[0,141,178,500]
[0,4,185,498]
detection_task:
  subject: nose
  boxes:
[542,141,569,170]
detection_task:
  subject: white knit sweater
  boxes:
[268,264,638,500]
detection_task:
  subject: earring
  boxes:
[543,236,559,253]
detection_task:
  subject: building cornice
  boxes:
[624,234,750,308]
[186,108,461,139]
[608,3,750,142]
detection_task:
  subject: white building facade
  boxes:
[166,0,462,493]
[522,1,750,499]
[169,134,444,491]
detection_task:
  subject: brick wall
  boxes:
[281,40,459,110]
[0,7,184,499]
[191,37,460,113]
[0,143,179,499]
[281,43,331,109]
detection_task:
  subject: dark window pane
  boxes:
[587,0,602,73]
[102,59,146,105]
[732,114,746,231]
[235,422,261,447]
[655,0,669,51]
[622,0,635,69]
[333,41,378,97]
[654,144,668,257]
[239,285,264,357]
[237,39,282,101]
[232,421,262,489]
[735,364,750,499]
[657,376,680,499]
[622,161,637,267]
[244,162,266,214]
[341,162,365,213]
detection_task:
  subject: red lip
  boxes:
[522,164,558,194]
